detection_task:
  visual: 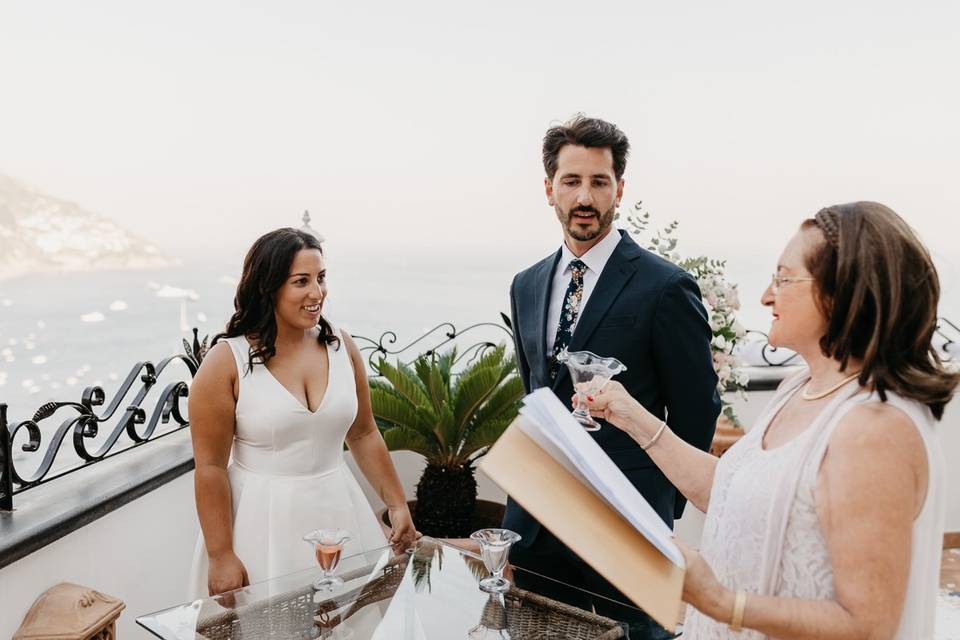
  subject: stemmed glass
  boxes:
[303,528,351,591]
[556,349,627,431]
[470,528,521,593]
[467,592,511,639]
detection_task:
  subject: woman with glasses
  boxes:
[584,202,955,639]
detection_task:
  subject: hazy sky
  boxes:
[1,1,958,305]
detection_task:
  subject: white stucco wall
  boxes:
[0,471,199,639]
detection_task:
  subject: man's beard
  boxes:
[557,204,615,242]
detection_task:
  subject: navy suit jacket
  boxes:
[502,230,721,549]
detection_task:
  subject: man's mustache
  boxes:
[570,206,600,216]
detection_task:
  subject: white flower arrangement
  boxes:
[618,202,749,426]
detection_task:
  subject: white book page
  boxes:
[518,404,596,491]
[521,388,684,567]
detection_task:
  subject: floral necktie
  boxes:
[549,258,588,381]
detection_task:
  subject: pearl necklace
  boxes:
[801,371,862,401]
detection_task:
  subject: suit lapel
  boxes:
[532,249,560,383]
[552,231,640,391]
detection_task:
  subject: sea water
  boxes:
[1,242,957,471]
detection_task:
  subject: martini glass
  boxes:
[470,528,521,593]
[557,349,627,431]
[303,528,351,591]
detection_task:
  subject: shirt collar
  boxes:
[560,225,622,275]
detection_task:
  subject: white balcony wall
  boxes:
[0,468,199,639]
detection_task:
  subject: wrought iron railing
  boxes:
[3,313,955,512]
[939,317,959,361]
[737,316,958,368]
[352,313,515,374]
[0,319,515,511]
[0,336,206,511]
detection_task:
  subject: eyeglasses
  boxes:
[770,273,815,294]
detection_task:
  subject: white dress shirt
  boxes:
[545,226,623,354]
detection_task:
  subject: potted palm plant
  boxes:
[370,345,524,538]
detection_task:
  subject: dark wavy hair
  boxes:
[802,202,958,419]
[213,228,339,373]
[542,114,630,181]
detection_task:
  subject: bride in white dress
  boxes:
[187,228,417,598]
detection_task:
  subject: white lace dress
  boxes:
[684,370,945,639]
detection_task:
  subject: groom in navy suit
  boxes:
[503,115,721,637]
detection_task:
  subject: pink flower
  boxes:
[724,285,740,310]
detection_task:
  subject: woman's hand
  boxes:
[207,551,250,598]
[387,504,419,553]
[577,381,657,439]
[676,539,733,623]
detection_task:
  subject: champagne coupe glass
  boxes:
[557,349,627,431]
[470,528,521,593]
[303,529,351,591]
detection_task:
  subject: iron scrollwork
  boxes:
[0,338,204,511]
[351,313,514,374]
[2,311,953,512]
[936,317,958,362]
[742,329,801,367]
[742,315,957,368]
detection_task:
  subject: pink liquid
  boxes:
[315,543,342,571]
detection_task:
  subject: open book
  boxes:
[479,388,687,630]
[516,388,684,567]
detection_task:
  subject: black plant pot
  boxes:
[379,499,506,541]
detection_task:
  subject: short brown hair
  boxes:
[542,114,630,181]
[802,202,958,419]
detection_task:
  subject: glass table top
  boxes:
[137,538,674,639]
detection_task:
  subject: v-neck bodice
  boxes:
[188,324,387,598]
[222,330,358,476]
[244,337,330,414]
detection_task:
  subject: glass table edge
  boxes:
[135,536,652,632]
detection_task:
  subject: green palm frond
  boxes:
[370,387,442,448]
[369,378,412,408]
[413,354,433,388]
[378,358,430,408]
[382,426,435,458]
[436,404,457,462]
[464,375,524,436]
[370,342,522,468]
[437,350,455,388]
[461,412,514,460]
[452,365,504,435]
[424,356,451,414]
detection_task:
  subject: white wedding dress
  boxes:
[188,326,387,599]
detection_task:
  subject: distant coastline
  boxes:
[0,174,177,281]
[0,254,179,283]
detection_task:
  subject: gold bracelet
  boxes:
[729,589,747,632]
[641,420,667,451]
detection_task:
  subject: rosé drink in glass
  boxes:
[303,528,351,591]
